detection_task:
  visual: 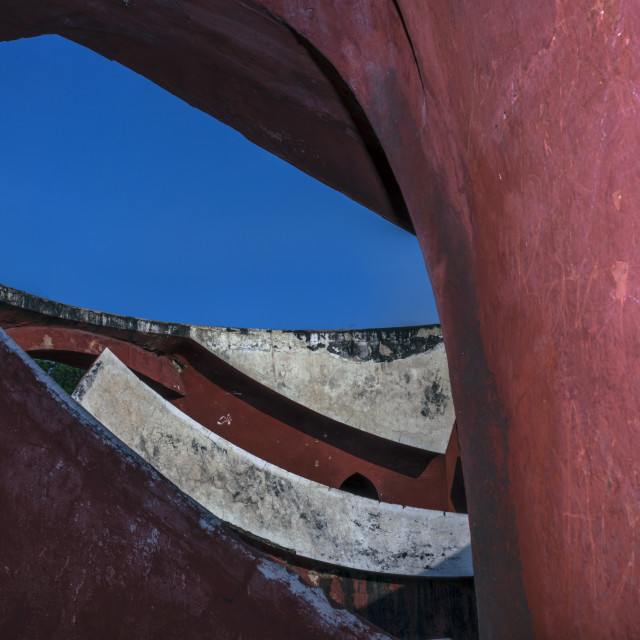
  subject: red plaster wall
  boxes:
[269,556,479,640]
[0,330,392,639]
[7,325,185,396]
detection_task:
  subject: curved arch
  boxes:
[0,284,450,510]
[75,347,472,576]
[278,24,412,230]
[0,1,411,230]
[6,325,185,397]
[5,1,636,637]
[339,472,379,501]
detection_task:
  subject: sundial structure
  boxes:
[2,1,640,638]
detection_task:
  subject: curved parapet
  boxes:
[74,348,472,577]
[192,325,454,453]
[0,284,462,511]
[0,284,455,453]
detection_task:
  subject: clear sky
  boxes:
[0,34,438,330]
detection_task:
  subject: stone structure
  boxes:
[192,325,454,452]
[0,328,392,640]
[0,284,465,511]
[2,0,639,636]
[0,286,476,639]
[75,348,472,577]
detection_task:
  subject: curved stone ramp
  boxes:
[74,349,473,577]
[0,327,393,639]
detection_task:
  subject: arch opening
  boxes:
[339,473,380,501]
[34,358,87,395]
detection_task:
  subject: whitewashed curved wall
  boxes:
[192,326,455,453]
[74,349,472,577]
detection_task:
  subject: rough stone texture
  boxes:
[192,325,454,452]
[2,0,639,636]
[0,312,476,638]
[0,284,459,511]
[0,328,393,640]
[75,348,472,577]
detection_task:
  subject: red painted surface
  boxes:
[2,0,638,636]
[0,330,391,639]
[0,302,454,511]
[169,338,451,509]
[6,325,185,396]
[236,537,479,640]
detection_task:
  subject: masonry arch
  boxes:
[1,0,545,636]
[0,0,414,231]
[7,1,638,638]
[338,472,379,501]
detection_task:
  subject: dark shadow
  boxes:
[232,527,479,640]
[450,457,468,514]
[339,473,379,500]
[28,349,95,371]
[352,575,479,640]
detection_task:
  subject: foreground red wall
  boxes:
[1,0,640,637]
[0,330,390,639]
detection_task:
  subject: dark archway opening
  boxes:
[449,458,468,513]
[339,473,379,501]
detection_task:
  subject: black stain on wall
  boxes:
[420,378,447,418]
[293,326,443,362]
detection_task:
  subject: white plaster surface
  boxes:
[74,349,473,577]
[191,326,455,453]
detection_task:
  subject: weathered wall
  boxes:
[0,284,460,510]
[288,564,477,640]
[75,348,472,577]
[0,328,393,639]
[0,284,455,453]
[193,325,454,452]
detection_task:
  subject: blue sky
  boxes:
[0,35,438,329]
